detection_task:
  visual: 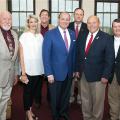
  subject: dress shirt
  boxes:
[19,32,44,75]
[114,36,120,58]
[58,26,71,50]
[40,25,49,37]
[1,27,15,51]
[85,30,99,50]
[74,22,82,32]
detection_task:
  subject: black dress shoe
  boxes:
[60,114,69,120]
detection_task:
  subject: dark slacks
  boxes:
[34,75,50,104]
[23,74,41,111]
[49,75,72,120]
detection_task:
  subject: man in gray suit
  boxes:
[0,11,19,120]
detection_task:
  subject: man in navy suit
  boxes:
[108,18,120,120]
[43,12,76,120]
[68,8,88,104]
[75,16,114,120]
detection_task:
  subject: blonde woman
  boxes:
[19,15,44,120]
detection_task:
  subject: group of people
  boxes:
[0,7,120,120]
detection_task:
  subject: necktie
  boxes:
[85,34,93,55]
[7,33,14,57]
[63,31,68,50]
[75,25,79,39]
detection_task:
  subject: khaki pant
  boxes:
[81,73,106,120]
[108,74,120,120]
[0,83,12,120]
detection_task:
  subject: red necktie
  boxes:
[75,25,79,39]
[85,34,93,55]
[63,31,68,50]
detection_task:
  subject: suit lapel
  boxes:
[85,30,101,55]
[0,29,11,58]
[11,30,18,60]
[56,27,68,52]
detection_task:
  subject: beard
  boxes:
[2,25,11,31]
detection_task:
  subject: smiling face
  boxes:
[112,22,120,37]
[58,12,70,30]
[87,16,100,33]
[39,11,50,24]
[0,11,12,31]
[28,17,38,31]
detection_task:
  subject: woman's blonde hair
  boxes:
[24,14,39,33]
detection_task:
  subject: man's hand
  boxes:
[47,75,54,84]
[13,75,19,86]
[101,77,108,84]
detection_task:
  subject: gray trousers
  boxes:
[0,82,12,120]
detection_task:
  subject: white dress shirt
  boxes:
[114,36,120,58]
[58,26,71,50]
[85,30,99,50]
[19,32,44,76]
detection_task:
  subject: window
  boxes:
[95,0,120,34]
[49,0,82,26]
[8,0,35,35]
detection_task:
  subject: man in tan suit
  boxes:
[0,11,19,120]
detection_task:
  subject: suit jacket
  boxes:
[110,36,120,84]
[43,27,76,81]
[76,30,115,82]
[68,22,88,40]
[0,29,19,87]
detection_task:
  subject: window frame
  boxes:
[8,0,35,35]
[49,0,82,23]
[95,0,120,33]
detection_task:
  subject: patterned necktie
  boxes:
[75,25,79,39]
[85,34,93,55]
[63,30,68,50]
[7,33,14,57]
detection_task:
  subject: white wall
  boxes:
[82,0,95,22]
[0,0,7,11]
[36,0,48,17]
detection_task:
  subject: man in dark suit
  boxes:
[75,16,114,120]
[108,18,120,120]
[68,8,88,104]
[43,12,76,120]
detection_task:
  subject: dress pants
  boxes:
[108,74,120,120]
[34,75,50,104]
[0,82,12,120]
[81,73,106,120]
[49,76,72,120]
[23,75,41,111]
[70,77,81,103]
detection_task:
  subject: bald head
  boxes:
[87,15,100,33]
[0,11,12,31]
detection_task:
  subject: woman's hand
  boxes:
[20,75,29,84]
